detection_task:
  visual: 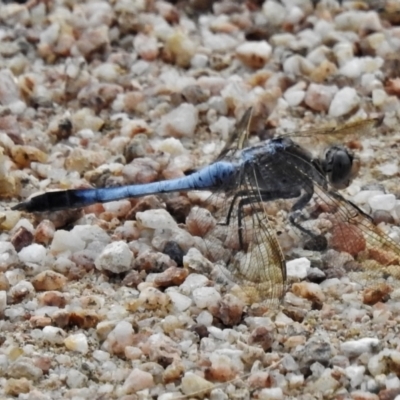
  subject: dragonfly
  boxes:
[12,109,400,306]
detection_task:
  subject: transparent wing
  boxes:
[216,107,253,161]
[264,117,382,146]
[186,177,287,307]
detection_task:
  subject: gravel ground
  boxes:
[1,0,400,399]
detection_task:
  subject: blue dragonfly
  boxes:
[12,109,400,306]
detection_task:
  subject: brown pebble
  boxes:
[33,356,52,374]
[154,266,188,288]
[30,316,52,328]
[51,310,70,328]
[32,270,67,291]
[363,283,393,305]
[210,294,244,327]
[38,291,67,308]
[190,324,209,339]
[34,220,55,245]
[0,272,10,291]
[248,326,273,351]
[68,310,100,329]
[11,226,33,252]
[163,362,185,384]
[5,378,30,396]
[329,223,366,256]
[134,250,176,273]
[378,388,400,400]
[122,270,144,288]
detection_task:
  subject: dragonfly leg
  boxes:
[286,184,328,250]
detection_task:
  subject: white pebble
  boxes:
[66,368,88,388]
[18,244,46,264]
[262,0,286,25]
[197,310,213,327]
[120,368,155,394]
[42,326,66,345]
[64,333,89,354]
[340,337,380,358]
[0,291,6,313]
[192,287,221,309]
[283,90,305,107]
[328,87,360,117]
[181,372,214,396]
[50,230,86,254]
[159,103,199,137]
[377,162,399,177]
[286,257,310,279]
[95,241,133,273]
[345,365,365,388]
[191,53,208,69]
[136,209,178,230]
[0,242,19,270]
[236,41,272,68]
[168,291,192,312]
[156,137,185,155]
[368,194,396,212]
[71,225,111,245]
[258,387,283,400]
[180,273,209,293]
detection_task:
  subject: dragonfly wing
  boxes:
[216,107,253,161]
[186,182,287,307]
[313,186,400,291]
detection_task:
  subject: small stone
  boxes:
[363,283,392,305]
[211,293,244,326]
[42,326,66,345]
[120,368,155,394]
[0,242,19,271]
[154,267,189,287]
[341,338,380,358]
[258,387,283,400]
[18,243,46,265]
[50,230,85,254]
[345,365,365,388]
[0,69,20,105]
[304,83,338,112]
[248,326,273,351]
[11,226,33,252]
[38,291,66,308]
[291,282,325,304]
[164,31,196,68]
[136,209,178,230]
[286,257,311,279]
[95,241,133,273]
[4,377,30,395]
[328,87,360,117]
[168,291,192,312]
[34,219,56,245]
[66,369,88,388]
[64,333,89,354]
[368,194,396,212]
[9,280,35,302]
[236,41,272,69]
[329,222,366,256]
[193,287,221,309]
[181,372,213,396]
[205,354,236,382]
[32,270,67,291]
[102,321,135,356]
[0,291,7,313]
[159,103,199,138]
[8,357,43,380]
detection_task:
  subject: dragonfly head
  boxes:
[323,145,360,190]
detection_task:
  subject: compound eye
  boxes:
[325,146,358,190]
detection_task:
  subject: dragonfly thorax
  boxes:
[323,145,360,190]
